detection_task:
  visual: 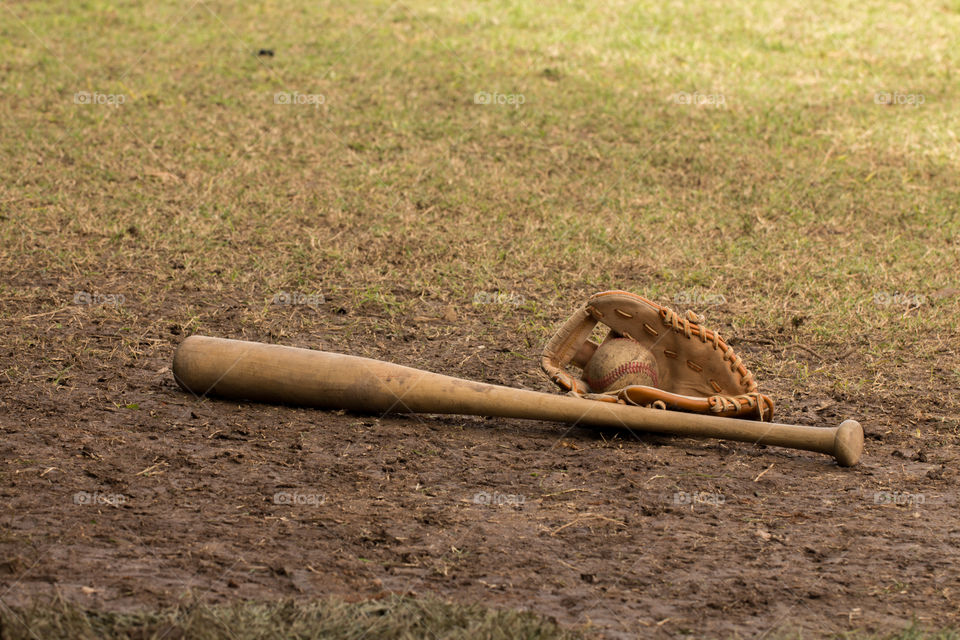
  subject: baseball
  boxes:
[582,337,659,393]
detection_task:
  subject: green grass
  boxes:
[0,596,581,640]
[843,627,960,640]
[3,1,956,342]
[0,600,953,639]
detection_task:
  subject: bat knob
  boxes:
[833,420,864,467]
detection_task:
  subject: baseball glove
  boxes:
[541,290,774,420]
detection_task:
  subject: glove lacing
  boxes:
[661,307,773,421]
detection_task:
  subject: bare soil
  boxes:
[2,289,958,639]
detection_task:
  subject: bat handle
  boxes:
[833,420,864,467]
[598,404,865,466]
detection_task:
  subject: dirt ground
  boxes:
[2,290,958,639]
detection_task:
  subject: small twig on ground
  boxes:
[550,513,626,535]
[782,343,825,362]
[19,307,72,320]
[540,488,589,498]
[753,463,774,482]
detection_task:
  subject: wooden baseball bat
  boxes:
[172,336,863,466]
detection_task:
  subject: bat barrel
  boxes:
[173,336,863,466]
